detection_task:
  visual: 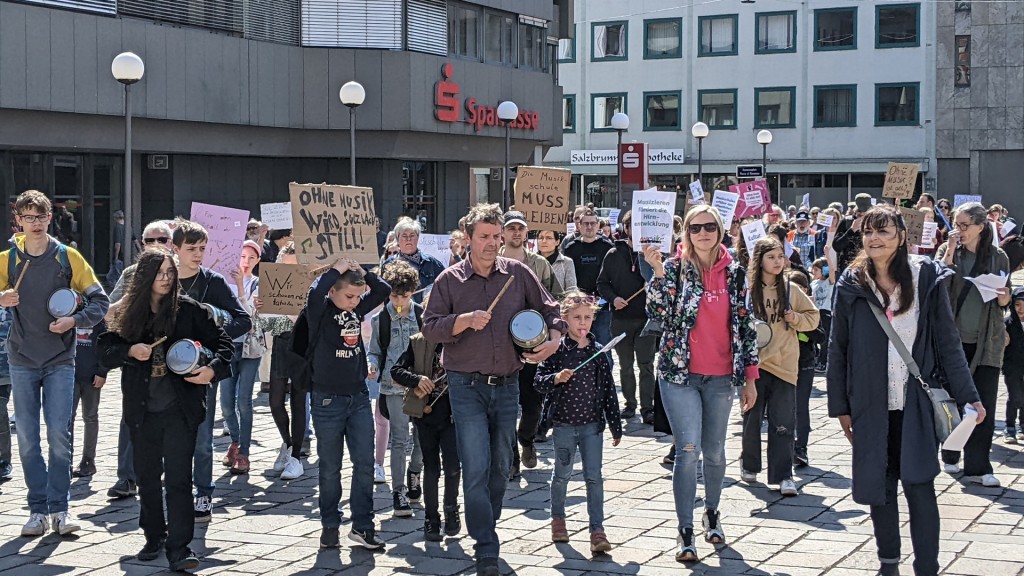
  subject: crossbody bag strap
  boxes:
[868,301,927,388]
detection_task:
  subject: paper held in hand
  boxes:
[920,222,937,248]
[965,272,1008,303]
[741,220,768,257]
[631,188,675,252]
[942,405,978,452]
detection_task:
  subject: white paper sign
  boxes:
[260,202,293,230]
[870,198,877,205]
[741,221,768,257]
[743,190,764,208]
[566,222,576,236]
[608,209,621,229]
[921,222,938,248]
[711,190,741,228]
[965,272,1008,302]
[954,194,982,208]
[418,233,452,266]
[1002,221,1016,237]
[992,222,1001,248]
[801,194,810,209]
[632,188,675,252]
[688,181,705,204]
[816,214,834,228]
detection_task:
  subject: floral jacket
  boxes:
[645,256,759,386]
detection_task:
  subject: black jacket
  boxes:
[99,297,234,430]
[535,335,622,439]
[1004,313,1024,376]
[390,336,451,426]
[563,235,615,296]
[180,268,252,340]
[596,240,647,320]
[831,216,863,273]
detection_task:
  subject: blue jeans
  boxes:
[220,355,261,455]
[550,422,605,531]
[447,371,519,560]
[193,381,220,498]
[311,390,375,532]
[10,363,75,514]
[660,374,735,531]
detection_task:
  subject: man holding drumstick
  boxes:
[422,204,565,576]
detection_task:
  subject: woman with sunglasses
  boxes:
[108,221,175,305]
[643,205,758,563]
[99,250,233,572]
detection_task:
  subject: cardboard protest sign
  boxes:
[289,183,379,265]
[711,190,740,228]
[882,162,920,200]
[259,263,320,315]
[512,166,572,232]
[190,202,249,280]
[688,181,705,205]
[741,220,767,257]
[731,180,772,219]
[260,202,293,230]
[953,194,981,208]
[921,222,938,248]
[898,207,925,246]
[419,234,452,266]
[631,188,675,252]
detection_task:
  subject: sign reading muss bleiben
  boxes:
[513,166,572,232]
[289,183,379,265]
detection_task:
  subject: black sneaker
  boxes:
[476,557,500,576]
[621,407,636,420]
[300,438,311,457]
[193,495,213,523]
[641,410,655,425]
[348,527,386,550]
[137,536,166,561]
[107,479,138,499]
[443,505,461,536]
[169,549,200,572]
[0,461,13,481]
[72,459,96,478]
[521,444,538,469]
[393,491,413,518]
[676,527,697,563]
[662,445,676,464]
[702,508,725,544]
[794,449,810,468]
[508,462,520,481]
[406,470,422,503]
[424,518,442,542]
[319,527,339,548]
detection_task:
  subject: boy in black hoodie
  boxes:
[1002,287,1024,443]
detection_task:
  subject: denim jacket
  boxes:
[367,302,421,396]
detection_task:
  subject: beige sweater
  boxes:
[757,280,820,385]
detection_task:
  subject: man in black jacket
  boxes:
[832,194,872,274]
[563,209,615,362]
[596,211,655,422]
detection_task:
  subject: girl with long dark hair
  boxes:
[100,251,233,572]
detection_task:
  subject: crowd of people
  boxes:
[0,187,1019,576]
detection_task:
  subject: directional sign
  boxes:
[736,165,765,179]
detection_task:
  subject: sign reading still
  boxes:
[513,166,572,232]
[289,183,379,265]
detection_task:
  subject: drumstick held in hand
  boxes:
[12,260,30,291]
[486,275,515,314]
[150,336,168,348]
[624,286,646,303]
[415,373,448,399]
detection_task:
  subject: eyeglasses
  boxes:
[398,234,418,241]
[687,222,720,235]
[144,237,171,245]
[579,221,598,227]
[955,222,974,231]
[938,204,951,210]
[156,270,176,280]
[17,213,48,223]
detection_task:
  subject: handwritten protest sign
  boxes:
[566,222,576,236]
[731,180,772,220]
[631,188,675,252]
[921,222,938,248]
[711,190,740,227]
[419,234,452,266]
[954,194,982,208]
[801,194,810,209]
[741,220,768,257]
[608,209,621,229]
[898,207,925,246]
[816,213,834,228]
[261,202,293,230]
[289,183,378,265]
[513,166,572,232]
[688,181,705,205]
[190,202,249,280]
[259,263,320,315]
[882,162,920,200]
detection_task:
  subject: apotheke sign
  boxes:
[570,149,685,165]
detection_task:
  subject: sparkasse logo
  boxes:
[433,63,541,132]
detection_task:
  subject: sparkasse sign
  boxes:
[434,63,540,131]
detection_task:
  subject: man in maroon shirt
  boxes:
[422,204,565,576]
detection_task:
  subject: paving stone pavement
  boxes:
[0,364,1022,575]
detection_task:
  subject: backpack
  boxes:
[7,244,73,290]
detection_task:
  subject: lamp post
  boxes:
[497,101,519,209]
[339,81,366,185]
[610,112,630,202]
[756,129,774,204]
[111,52,144,265]
[691,121,709,188]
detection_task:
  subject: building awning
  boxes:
[545,159,930,176]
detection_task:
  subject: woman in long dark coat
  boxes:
[827,206,985,576]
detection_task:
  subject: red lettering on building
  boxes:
[434,63,460,123]
[433,64,540,131]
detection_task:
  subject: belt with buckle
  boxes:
[460,372,517,386]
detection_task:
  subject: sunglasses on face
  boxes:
[687,222,719,235]
[144,236,171,245]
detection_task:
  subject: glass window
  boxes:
[484,12,514,64]
[698,90,737,129]
[402,162,437,232]
[877,4,920,48]
[448,4,479,58]
[815,8,856,51]
[756,12,796,53]
[699,15,737,56]
[519,20,547,70]
[563,95,576,132]
[755,88,795,128]
[876,83,919,125]
[644,92,681,131]
[558,37,575,62]
[591,93,626,132]
[814,85,857,127]
[592,22,627,60]
[644,18,681,59]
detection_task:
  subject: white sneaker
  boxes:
[273,443,291,473]
[280,457,304,481]
[51,512,80,536]
[779,479,799,497]
[979,474,1001,487]
[21,513,49,537]
[942,463,961,474]
[740,469,757,483]
[374,464,386,484]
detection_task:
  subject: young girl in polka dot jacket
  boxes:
[535,291,622,555]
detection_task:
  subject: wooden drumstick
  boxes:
[12,260,30,291]
[150,336,168,348]
[415,373,448,399]
[485,275,515,314]
[624,286,646,303]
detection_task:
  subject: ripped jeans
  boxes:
[549,421,604,531]
[740,370,795,485]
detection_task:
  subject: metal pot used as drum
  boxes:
[199,302,232,327]
[166,339,215,375]
[753,320,773,349]
[47,288,84,318]
[510,309,548,362]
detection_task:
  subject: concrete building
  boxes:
[935,1,1024,215]
[0,0,570,274]
[546,0,935,212]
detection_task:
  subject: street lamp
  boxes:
[610,112,630,202]
[756,129,774,204]
[497,101,519,209]
[111,52,144,265]
[691,121,709,188]
[339,81,366,185]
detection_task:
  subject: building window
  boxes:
[558,37,575,62]
[699,15,738,56]
[483,11,515,64]
[644,18,682,59]
[519,17,547,70]
[755,87,795,128]
[876,4,920,48]
[448,3,480,58]
[592,21,627,60]
[756,11,796,54]
[697,89,737,129]
[814,85,857,127]
[956,35,971,87]
[563,95,576,133]
[644,91,682,131]
[591,93,627,132]
[815,7,856,51]
[875,83,919,126]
